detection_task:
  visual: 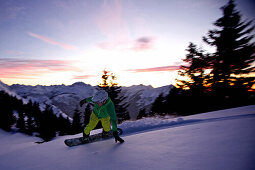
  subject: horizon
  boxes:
[0,79,173,88]
[0,0,254,88]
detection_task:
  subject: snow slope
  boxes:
[0,105,254,170]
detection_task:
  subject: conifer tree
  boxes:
[38,105,56,141]
[72,107,82,134]
[58,114,72,136]
[151,93,166,115]
[177,42,210,94]
[0,91,16,131]
[203,0,255,91]
[31,101,42,134]
[16,110,26,132]
[137,108,147,119]
[164,86,182,114]
[25,100,36,135]
[83,104,92,128]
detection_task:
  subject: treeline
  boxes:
[139,0,255,118]
[0,91,92,142]
[146,85,255,117]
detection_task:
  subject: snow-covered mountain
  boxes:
[0,105,254,170]
[0,81,69,118]
[6,82,173,119]
[121,84,173,119]
[7,82,95,119]
[0,81,21,99]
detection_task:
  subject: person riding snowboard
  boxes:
[79,90,124,143]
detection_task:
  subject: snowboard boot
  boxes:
[102,130,111,138]
[83,132,90,141]
[113,131,125,143]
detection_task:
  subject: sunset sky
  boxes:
[0,0,254,87]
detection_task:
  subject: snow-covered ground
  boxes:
[0,105,255,170]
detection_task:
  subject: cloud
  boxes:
[27,32,78,50]
[131,37,155,51]
[0,58,80,79]
[127,65,180,73]
[94,0,131,48]
[96,36,155,51]
[72,74,97,80]
[95,0,125,36]
[94,0,155,51]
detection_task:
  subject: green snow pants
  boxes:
[84,112,111,135]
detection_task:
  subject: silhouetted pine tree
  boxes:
[0,91,16,131]
[24,100,36,135]
[177,42,210,94]
[16,110,26,132]
[172,0,255,116]
[109,85,130,123]
[31,102,41,132]
[38,105,56,141]
[151,93,166,115]
[83,104,92,128]
[165,86,183,114]
[71,107,82,134]
[203,0,255,92]
[137,108,147,119]
[58,114,72,136]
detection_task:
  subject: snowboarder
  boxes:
[80,90,124,143]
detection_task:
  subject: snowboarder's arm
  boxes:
[106,100,118,131]
[80,97,94,107]
[111,118,117,132]
[85,97,93,103]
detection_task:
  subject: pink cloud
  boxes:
[127,65,180,73]
[94,1,155,51]
[27,32,78,50]
[72,74,97,80]
[96,36,155,51]
[94,0,131,48]
[131,37,155,51]
[0,58,80,79]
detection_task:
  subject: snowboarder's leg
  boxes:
[101,116,111,132]
[100,116,111,138]
[84,112,99,136]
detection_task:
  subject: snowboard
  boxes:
[64,128,123,147]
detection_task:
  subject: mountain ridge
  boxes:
[1,81,173,119]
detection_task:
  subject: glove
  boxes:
[79,99,86,107]
[113,131,125,143]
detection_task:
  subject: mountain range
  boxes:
[0,81,173,119]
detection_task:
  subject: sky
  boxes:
[0,0,254,87]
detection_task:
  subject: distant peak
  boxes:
[71,82,88,87]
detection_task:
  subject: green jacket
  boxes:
[86,97,117,131]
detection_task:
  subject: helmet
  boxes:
[92,90,108,103]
